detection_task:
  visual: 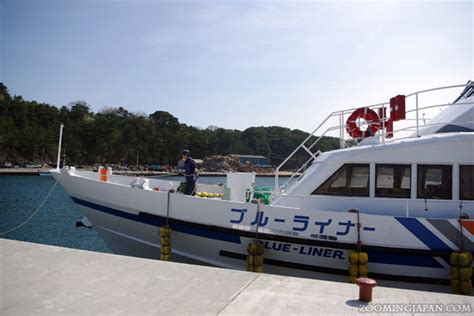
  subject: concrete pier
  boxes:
[1,239,472,315]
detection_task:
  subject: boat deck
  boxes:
[0,239,472,315]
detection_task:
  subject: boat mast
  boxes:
[56,124,64,170]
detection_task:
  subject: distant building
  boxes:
[230,154,272,168]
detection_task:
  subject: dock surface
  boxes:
[1,239,472,315]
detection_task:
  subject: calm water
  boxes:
[0,175,281,253]
[0,176,111,252]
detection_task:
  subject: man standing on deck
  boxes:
[182,149,196,195]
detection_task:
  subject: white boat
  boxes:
[52,82,474,286]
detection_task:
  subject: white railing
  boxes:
[274,82,473,196]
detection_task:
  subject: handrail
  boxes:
[388,119,474,135]
[274,83,472,196]
[277,124,345,192]
[404,84,468,98]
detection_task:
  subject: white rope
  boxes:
[0,181,58,236]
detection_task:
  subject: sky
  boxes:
[1,0,473,132]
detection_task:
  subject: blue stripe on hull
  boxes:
[72,197,446,269]
[71,197,241,244]
[395,217,451,251]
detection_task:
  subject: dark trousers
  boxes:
[185,177,196,195]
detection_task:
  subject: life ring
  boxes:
[346,107,381,139]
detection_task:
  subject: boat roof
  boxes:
[317,132,473,164]
[413,81,474,136]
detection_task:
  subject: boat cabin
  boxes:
[273,82,474,219]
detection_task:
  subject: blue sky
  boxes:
[1,0,472,132]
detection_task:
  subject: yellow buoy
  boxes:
[450,251,472,295]
[247,243,257,254]
[159,227,171,237]
[459,252,473,267]
[358,264,368,276]
[451,266,460,280]
[464,251,473,262]
[247,241,264,273]
[460,280,472,295]
[160,254,171,261]
[460,267,472,281]
[159,226,172,261]
[247,241,264,255]
[358,252,368,265]
[160,237,170,245]
[451,279,461,294]
[349,252,358,265]
[349,264,358,276]
[256,243,264,255]
[348,250,369,282]
[253,255,264,266]
[450,252,459,266]
[247,255,254,265]
[161,246,171,255]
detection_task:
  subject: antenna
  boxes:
[56,124,64,170]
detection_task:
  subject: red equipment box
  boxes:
[390,95,406,121]
[386,119,394,138]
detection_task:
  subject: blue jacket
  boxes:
[184,157,196,181]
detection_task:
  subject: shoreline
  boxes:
[0,168,298,177]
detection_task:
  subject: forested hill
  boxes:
[0,83,340,168]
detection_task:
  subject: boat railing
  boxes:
[274,82,472,195]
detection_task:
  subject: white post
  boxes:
[56,124,64,170]
[381,105,385,145]
[340,113,345,149]
[339,114,344,149]
[274,171,279,197]
[415,93,419,137]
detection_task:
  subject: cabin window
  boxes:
[375,164,411,198]
[460,165,474,200]
[417,165,452,199]
[313,164,369,196]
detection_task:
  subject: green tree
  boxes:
[0,83,340,168]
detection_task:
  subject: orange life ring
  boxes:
[346,107,381,139]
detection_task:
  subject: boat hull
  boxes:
[53,170,473,287]
[73,196,458,285]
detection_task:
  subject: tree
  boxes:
[0,83,340,167]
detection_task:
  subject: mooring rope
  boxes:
[0,181,58,236]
